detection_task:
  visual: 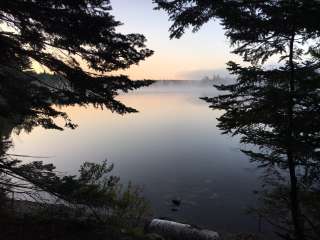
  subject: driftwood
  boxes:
[147,219,219,240]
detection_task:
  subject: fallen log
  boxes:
[147,219,219,240]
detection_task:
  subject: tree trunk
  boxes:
[287,11,304,239]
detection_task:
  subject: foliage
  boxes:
[0,120,150,236]
[0,153,151,232]
[0,0,153,224]
[54,160,151,227]
[0,0,154,130]
[156,1,320,240]
[0,1,154,238]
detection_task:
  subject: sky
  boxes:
[110,0,241,80]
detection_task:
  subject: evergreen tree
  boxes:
[156,1,320,239]
[0,0,154,225]
[0,0,154,129]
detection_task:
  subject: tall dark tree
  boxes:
[0,0,154,226]
[155,1,320,239]
[0,0,154,130]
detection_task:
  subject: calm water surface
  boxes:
[11,83,263,234]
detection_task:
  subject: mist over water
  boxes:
[11,81,263,234]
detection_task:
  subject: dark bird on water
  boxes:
[172,199,181,206]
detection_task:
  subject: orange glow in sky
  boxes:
[110,0,242,80]
[31,0,243,80]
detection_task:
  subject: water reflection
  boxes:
[202,64,320,240]
[10,85,261,234]
[7,81,320,239]
[8,81,319,238]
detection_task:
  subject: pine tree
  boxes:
[0,0,154,220]
[0,0,154,130]
[156,1,320,239]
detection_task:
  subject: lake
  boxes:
[10,82,264,234]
